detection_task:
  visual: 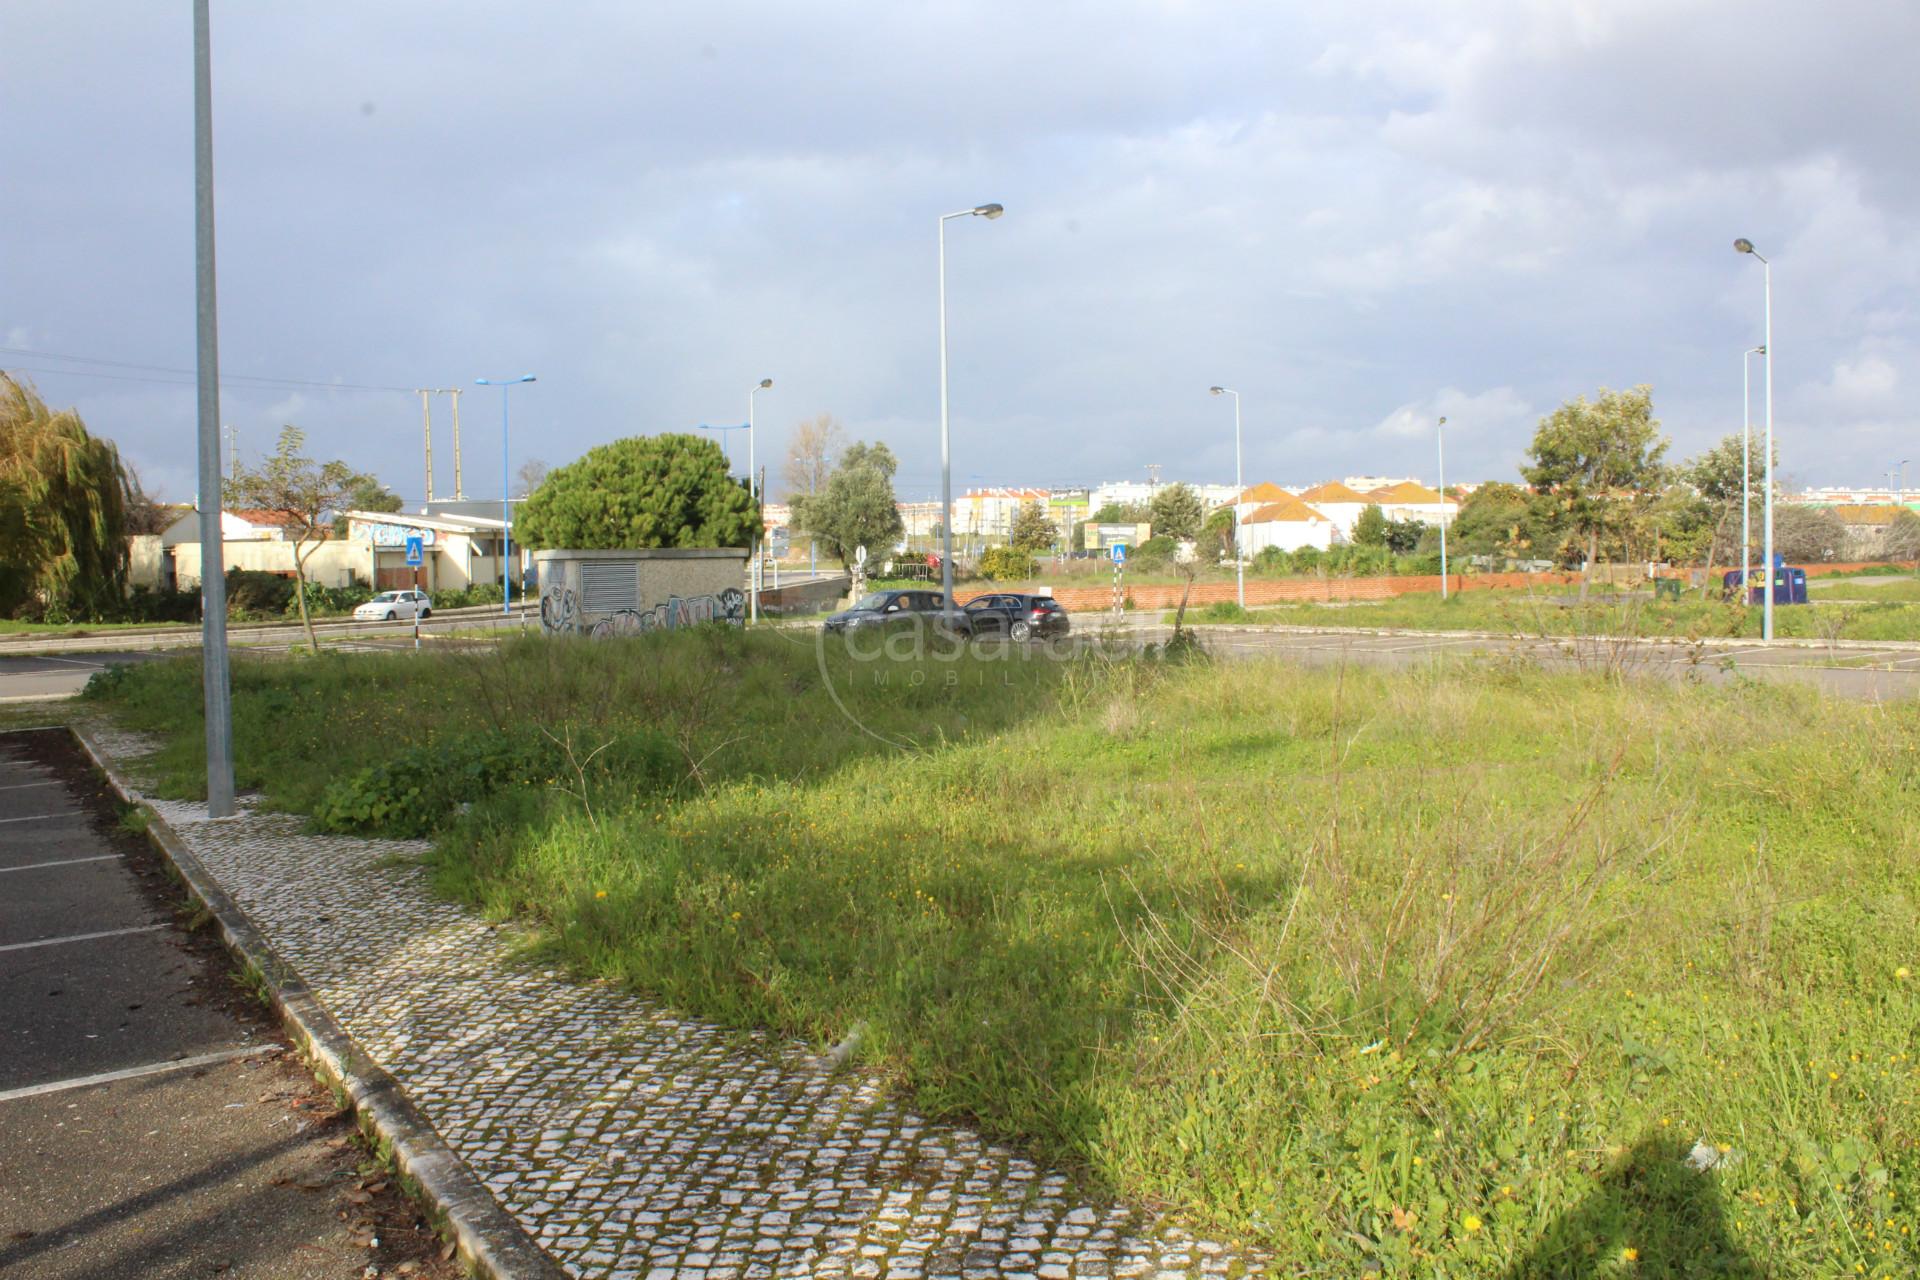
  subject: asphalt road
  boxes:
[0,728,456,1279]
[0,652,167,704]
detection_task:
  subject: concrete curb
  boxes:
[69,725,566,1280]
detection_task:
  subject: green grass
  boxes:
[1171,586,1920,643]
[1810,577,1920,603]
[85,635,1920,1276]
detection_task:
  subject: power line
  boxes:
[0,346,414,394]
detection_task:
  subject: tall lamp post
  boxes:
[1895,458,1909,509]
[938,202,1003,617]
[1208,386,1244,609]
[1734,239,1773,638]
[1741,345,1765,591]
[1435,415,1450,600]
[193,0,234,817]
[748,377,772,624]
[476,375,535,614]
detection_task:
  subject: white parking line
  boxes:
[0,1044,282,1103]
[0,924,167,954]
[0,779,60,791]
[0,812,70,825]
[0,853,122,874]
[27,655,106,669]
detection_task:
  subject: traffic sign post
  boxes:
[405,535,424,651]
[1110,544,1127,621]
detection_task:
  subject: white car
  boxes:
[354,589,432,622]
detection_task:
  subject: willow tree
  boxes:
[0,374,132,619]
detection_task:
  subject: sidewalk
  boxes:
[83,723,1263,1280]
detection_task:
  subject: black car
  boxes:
[822,589,968,635]
[962,592,1069,641]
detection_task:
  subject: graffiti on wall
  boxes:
[356,522,439,549]
[541,582,745,637]
[540,582,580,634]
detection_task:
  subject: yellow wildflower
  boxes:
[1462,1215,1482,1234]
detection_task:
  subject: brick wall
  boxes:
[990,571,1579,613]
[970,562,1917,615]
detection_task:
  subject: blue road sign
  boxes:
[404,534,424,566]
[1110,542,1128,564]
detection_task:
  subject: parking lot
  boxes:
[0,729,453,1278]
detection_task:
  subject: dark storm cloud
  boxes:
[3,1,1914,505]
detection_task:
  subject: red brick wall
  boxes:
[971,562,1915,614]
[994,571,1580,613]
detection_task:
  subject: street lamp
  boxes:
[1209,386,1244,609]
[1435,415,1450,599]
[476,374,535,614]
[1742,345,1765,592]
[192,0,234,817]
[938,202,1003,619]
[1734,238,1774,638]
[1895,458,1909,508]
[748,377,772,624]
[695,421,747,471]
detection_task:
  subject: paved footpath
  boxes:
[85,725,1261,1280]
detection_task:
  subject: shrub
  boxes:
[1252,546,1291,576]
[121,585,201,623]
[432,582,506,609]
[1198,601,1253,622]
[224,568,296,618]
[976,546,1038,581]
[283,580,372,618]
[311,726,682,839]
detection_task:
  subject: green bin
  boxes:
[1654,578,1681,601]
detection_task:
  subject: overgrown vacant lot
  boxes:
[91,632,1918,1276]
[1178,582,1920,644]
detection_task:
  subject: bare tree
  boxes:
[514,457,549,498]
[225,425,375,653]
[781,413,845,499]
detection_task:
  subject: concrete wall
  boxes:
[127,536,168,590]
[172,538,370,589]
[1241,520,1337,555]
[535,548,749,636]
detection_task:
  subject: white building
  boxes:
[1297,481,1373,537]
[1346,475,1419,494]
[1240,493,1338,554]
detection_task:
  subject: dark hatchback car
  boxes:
[963,592,1070,641]
[822,589,966,635]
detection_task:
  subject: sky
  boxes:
[4,1,1916,507]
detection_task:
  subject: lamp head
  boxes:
[519,375,536,383]
[1733,238,1755,254]
[1438,416,1447,426]
[757,378,773,389]
[1209,386,1226,396]
[974,203,1004,219]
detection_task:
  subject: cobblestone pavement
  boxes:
[87,728,1264,1280]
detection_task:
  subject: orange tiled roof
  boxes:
[1298,481,1368,503]
[1241,494,1329,525]
[1371,481,1444,503]
[229,508,302,527]
[1236,481,1291,504]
